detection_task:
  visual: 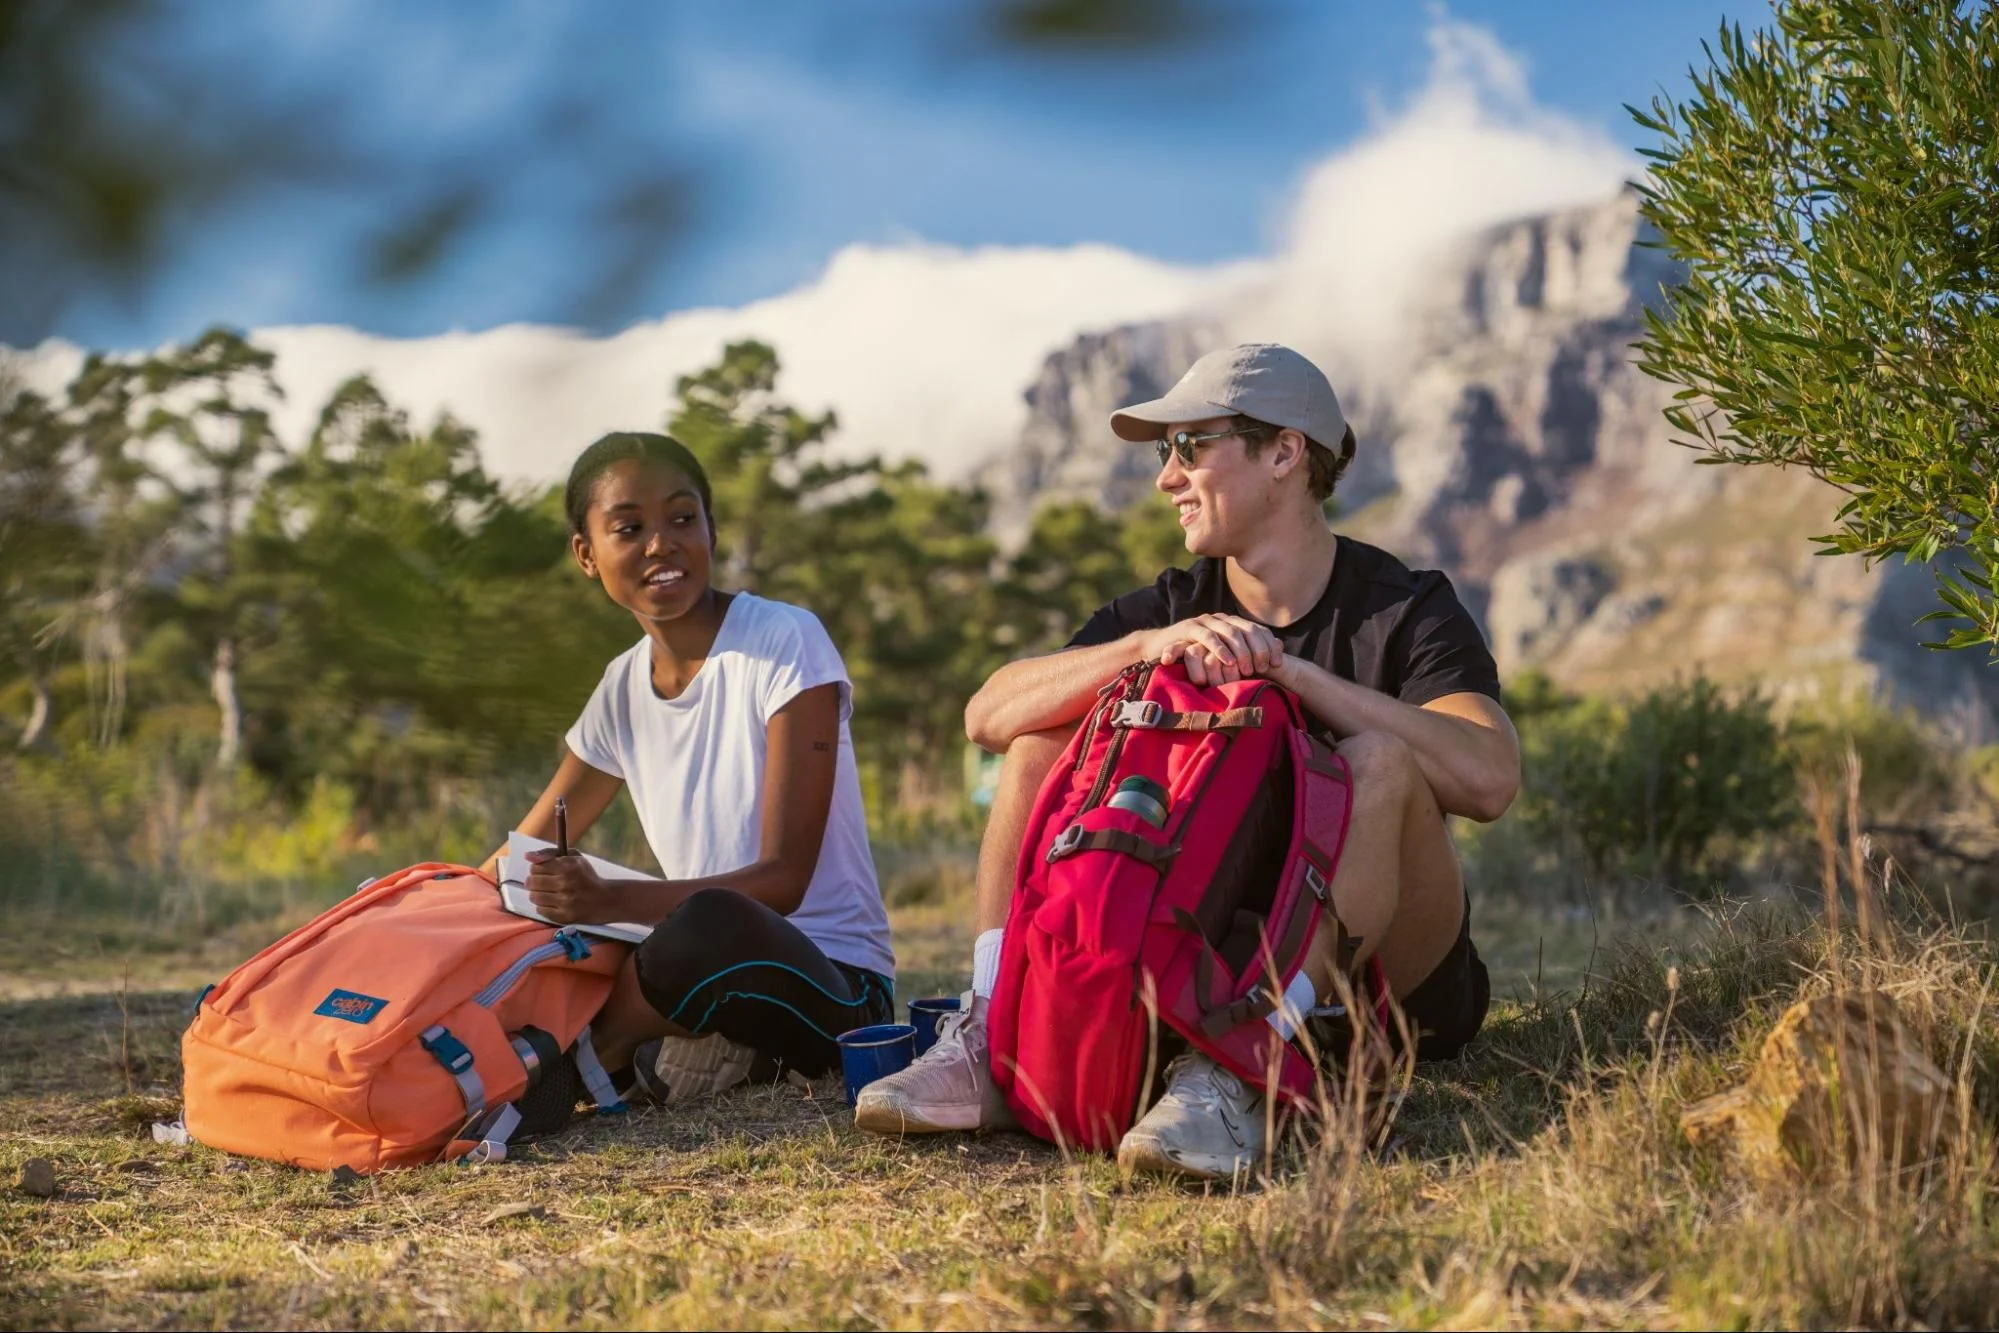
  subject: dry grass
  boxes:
[5,879,1998,1330]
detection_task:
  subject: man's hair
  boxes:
[1234,414,1355,503]
[563,431,714,537]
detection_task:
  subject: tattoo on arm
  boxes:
[812,740,831,752]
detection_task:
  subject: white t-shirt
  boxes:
[563,594,894,980]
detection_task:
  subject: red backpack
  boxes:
[986,661,1381,1152]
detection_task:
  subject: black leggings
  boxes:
[632,888,892,1078]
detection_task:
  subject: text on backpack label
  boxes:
[314,989,390,1024]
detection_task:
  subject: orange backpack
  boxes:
[181,863,630,1173]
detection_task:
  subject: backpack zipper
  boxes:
[471,929,587,1008]
[1080,663,1155,812]
[1124,680,1271,1011]
[1069,670,1131,775]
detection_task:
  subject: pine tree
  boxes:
[139,328,283,768]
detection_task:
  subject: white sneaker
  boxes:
[1116,1053,1267,1182]
[630,1033,757,1105]
[854,995,1012,1134]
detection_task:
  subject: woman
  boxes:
[500,430,894,1106]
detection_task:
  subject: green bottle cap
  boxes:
[1116,775,1169,805]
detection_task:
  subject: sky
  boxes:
[16,1,1760,483]
[45,0,1746,349]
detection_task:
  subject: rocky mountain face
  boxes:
[973,188,1999,738]
[975,319,1225,541]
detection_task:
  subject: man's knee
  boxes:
[1336,730,1419,788]
[997,724,1075,789]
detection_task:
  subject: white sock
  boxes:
[970,928,1005,999]
[1266,971,1317,1041]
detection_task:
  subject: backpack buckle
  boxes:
[1303,863,1329,902]
[1047,824,1086,862]
[420,1025,475,1076]
[1112,700,1162,729]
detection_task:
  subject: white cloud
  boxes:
[264,242,1248,486]
[6,16,1635,487]
[1236,17,1635,377]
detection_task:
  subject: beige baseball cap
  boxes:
[1109,342,1354,457]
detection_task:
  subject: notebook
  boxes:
[497,830,655,945]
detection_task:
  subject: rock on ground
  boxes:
[17,1157,56,1197]
[1680,989,1953,1178]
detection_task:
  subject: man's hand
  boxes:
[1140,613,1284,687]
[525,848,637,925]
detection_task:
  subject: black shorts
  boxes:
[1395,902,1490,1062]
[1304,897,1490,1066]
[1208,763,1490,1064]
[631,888,893,1079]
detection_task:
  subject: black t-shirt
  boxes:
[1065,535,1501,709]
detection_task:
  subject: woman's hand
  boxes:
[525,848,637,925]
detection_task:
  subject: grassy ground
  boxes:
[5,881,1997,1330]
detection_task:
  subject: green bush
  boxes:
[1975,747,1999,810]
[1782,692,1960,824]
[1512,674,1794,892]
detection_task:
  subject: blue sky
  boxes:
[51,0,1752,351]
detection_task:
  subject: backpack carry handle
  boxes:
[1112,699,1265,732]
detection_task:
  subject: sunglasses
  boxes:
[1152,425,1264,469]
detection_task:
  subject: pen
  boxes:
[555,796,569,858]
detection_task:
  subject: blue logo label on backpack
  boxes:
[315,989,389,1024]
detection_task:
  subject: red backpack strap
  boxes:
[1175,723,1366,1105]
[1046,825,1179,869]
[1256,731,1351,988]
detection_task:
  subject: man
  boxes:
[856,343,1520,1181]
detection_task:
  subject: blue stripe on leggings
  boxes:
[686,970,892,1043]
[664,959,879,1029]
[689,988,840,1043]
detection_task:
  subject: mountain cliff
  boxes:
[973,188,1999,737]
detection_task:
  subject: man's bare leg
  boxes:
[1287,727,1466,1091]
[856,724,1074,1135]
[974,726,1076,933]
